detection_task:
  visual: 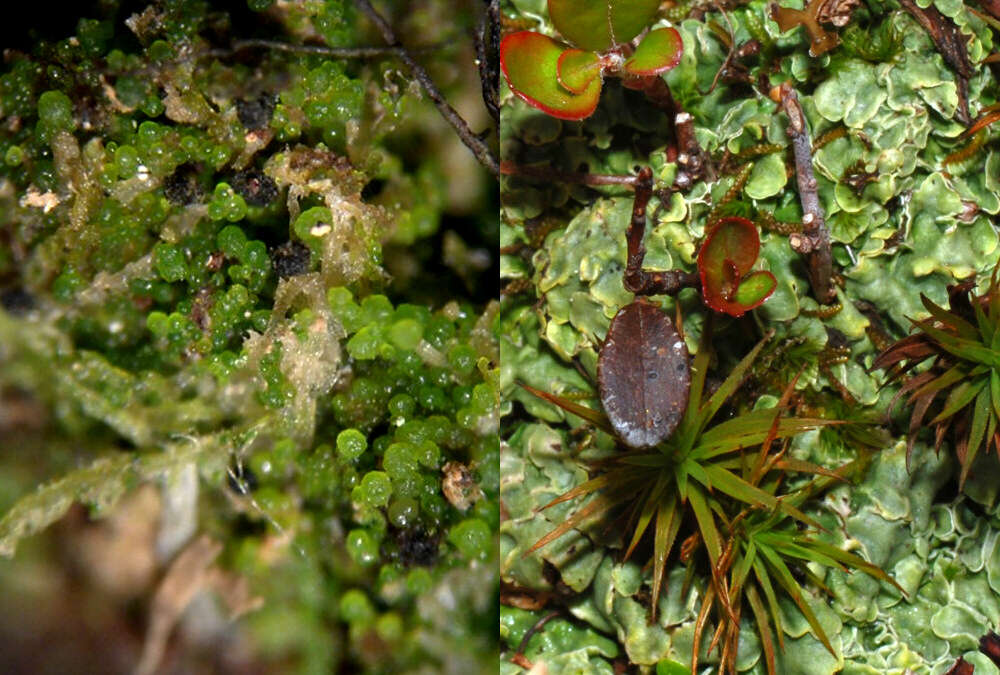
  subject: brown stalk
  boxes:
[623,168,701,296]
[977,0,1000,21]
[691,584,716,674]
[982,630,1000,668]
[475,0,500,125]
[942,657,974,675]
[774,83,837,304]
[500,161,641,187]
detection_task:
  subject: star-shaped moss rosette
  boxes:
[499,0,683,120]
[874,268,1000,487]
[520,331,897,673]
[697,217,777,318]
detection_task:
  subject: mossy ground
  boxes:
[0,1,498,673]
[501,1,1000,673]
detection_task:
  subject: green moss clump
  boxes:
[0,0,497,672]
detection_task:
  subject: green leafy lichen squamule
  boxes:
[501,0,1000,673]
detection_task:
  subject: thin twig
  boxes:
[610,71,714,184]
[353,0,499,177]
[775,83,836,304]
[228,39,441,58]
[510,610,561,668]
[475,0,500,125]
[702,5,738,95]
[501,161,641,187]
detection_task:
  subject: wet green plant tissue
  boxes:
[501,0,1000,673]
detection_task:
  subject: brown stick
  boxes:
[977,0,1000,20]
[775,83,836,304]
[942,657,974,675]
[228,39,443,58]
[475,0,500,125]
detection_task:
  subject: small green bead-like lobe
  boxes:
[208,183,248,222]
[447,344,477,376]
[383,442,419,482]
[414,440,441,469]
[360,295,394,325]
[327,286,353,308]
[300,444,336,499]
[375,612,404,642]
[217,225,247,258]
[339,588,375,624]
[146,39,173,62]
[293,206,333,247]
[472,497,500,530]
[37,90,76,141]
[345,528,379,566]
[153,242,187,282]
[355,470,392,508]
[387,393,415,419]
[447,518,492,560]
[115,145,141,177]
[51,268,84,301]
[417,385,448,413]
[147,311,169,337]
[346,325,380,360]
[4,145,24,166]
[75,17,112,55]
[406,567,432,595]
[336,428,367,461]
[388,318,423,350]
[387,496,419,528]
